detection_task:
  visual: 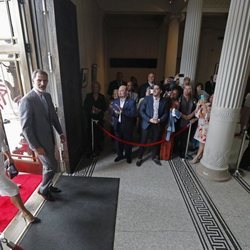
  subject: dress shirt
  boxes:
[153,96,160,120]
[118,98,126,123]
[33,89,49,114]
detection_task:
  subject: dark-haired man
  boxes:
[136,84,168,166]
[19,69,65,201]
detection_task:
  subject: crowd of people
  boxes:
[0,68,249,239]
[84,72,217,167]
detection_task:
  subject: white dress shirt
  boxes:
[153,96,160,120]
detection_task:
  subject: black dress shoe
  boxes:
[38,191,55,201]
[22,214,41,224]
[126,158,132,164]
[49,186,62,193]
[136,159,142,167]
[152,158,162,166]
[114,156,124,162]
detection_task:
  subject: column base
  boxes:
[196,163,231,182]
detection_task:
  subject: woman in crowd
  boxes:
[84,82,107,155]
[194,82,210,103]
[0,126,40,224]
[190,95,213,164]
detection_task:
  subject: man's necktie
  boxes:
[40,94,49,114]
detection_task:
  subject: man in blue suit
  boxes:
[136,84,168,166]
[19,69,65,201]
[111,85,137,163]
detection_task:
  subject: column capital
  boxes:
[169,13,185,22]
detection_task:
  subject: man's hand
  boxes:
[114,110,122,115]
[187,114,194,120]
[60,134,65,144]
[149,118,159,124]
[182,114,188,120]
[7,156,14,165]
[35,147,45,155]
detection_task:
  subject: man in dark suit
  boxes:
[136,84,168,166]
[19,69,65,201]
[107,72,126,97]
[139,72,155,98]
[205,75,216,95]
[111,85,137,163]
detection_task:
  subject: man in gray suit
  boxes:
[19,69,65,201]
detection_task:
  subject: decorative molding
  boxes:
[170,158,241,249]
[169,13,185,22]
[201,146,230,170]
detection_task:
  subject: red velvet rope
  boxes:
[97,123,190,147]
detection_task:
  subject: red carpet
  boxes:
[0,174,42,232]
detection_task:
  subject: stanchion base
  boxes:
[86,152,98,159]
[232,170,241,177]
[91,153,97,158]
[184,154,193,160]
[229,168,244,177]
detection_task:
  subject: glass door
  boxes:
[0,0,41,173]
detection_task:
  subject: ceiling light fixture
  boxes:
[167,0,188,12]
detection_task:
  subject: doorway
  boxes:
[0,0,42,173]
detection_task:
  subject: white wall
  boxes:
[69,2,230,95]
[105,15,167,87]
[195,15,227,85]
[71,0,105,98]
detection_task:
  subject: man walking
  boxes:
[19,69,65,201]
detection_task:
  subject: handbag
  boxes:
[4,161,19,179]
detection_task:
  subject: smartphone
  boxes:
[179,73,184,77]
[200,95,205,101]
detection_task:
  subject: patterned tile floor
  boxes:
[3,136,249,250]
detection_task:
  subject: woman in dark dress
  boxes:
[84,82,107,156]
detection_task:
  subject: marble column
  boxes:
[179,0,203,84]
[198,0,250,181]
[165,14,182,77]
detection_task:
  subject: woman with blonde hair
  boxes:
[190,95,212,164]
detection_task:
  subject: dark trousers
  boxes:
[138,124,162,160]
[114,123,133,159]
[239,140,250,169]
[38,149,58,195]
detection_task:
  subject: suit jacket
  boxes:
[139,95,168,130]
[19,89,63,153]
[111,97,137,131]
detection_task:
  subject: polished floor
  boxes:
[88,154,249,250]
[2,135,250,250]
